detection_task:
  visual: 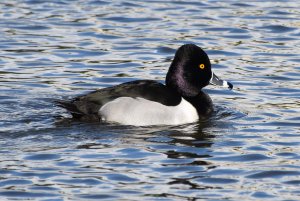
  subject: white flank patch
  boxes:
[98,97,199,126]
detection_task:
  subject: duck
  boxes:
[56,44,233,126]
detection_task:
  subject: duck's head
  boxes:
[166,44,233,97]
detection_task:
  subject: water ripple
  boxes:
[1,0,300,200]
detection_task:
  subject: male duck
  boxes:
[56,44,233,126]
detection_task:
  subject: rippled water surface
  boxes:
[1,0,300,200]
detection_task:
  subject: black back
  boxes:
[56,80,182,117]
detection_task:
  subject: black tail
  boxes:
[54,100,83,118]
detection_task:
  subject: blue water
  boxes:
[1,0,300,200]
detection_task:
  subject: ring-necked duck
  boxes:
[56,44,233,126]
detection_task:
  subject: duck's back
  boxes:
[56,80,182,121]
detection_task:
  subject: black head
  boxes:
[166,44,212,97]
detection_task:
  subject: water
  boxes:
[0,0,300,200]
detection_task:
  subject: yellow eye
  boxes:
[199,64,205,69]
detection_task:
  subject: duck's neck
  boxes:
[183,91,213,116]
[165,68,199,97]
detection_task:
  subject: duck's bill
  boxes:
[210,72,233,90]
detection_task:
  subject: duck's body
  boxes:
[56,44,232,126]
[57,80,213,125]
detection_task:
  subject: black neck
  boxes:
[183,91,213,116]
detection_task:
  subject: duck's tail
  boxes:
[54,100,83,118]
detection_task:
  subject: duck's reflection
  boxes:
[71,119,218,192]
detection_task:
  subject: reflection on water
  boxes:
[1,0,300,200]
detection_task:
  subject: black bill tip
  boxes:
[227,82,233,90]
